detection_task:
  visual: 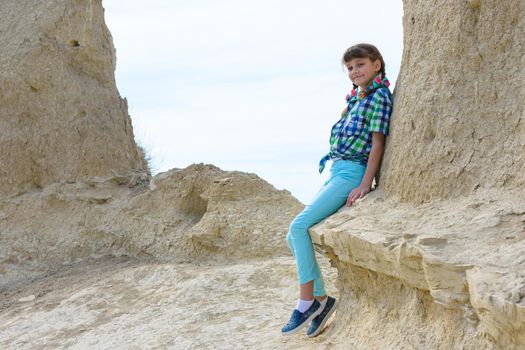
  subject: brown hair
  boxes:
[342,43,386,98]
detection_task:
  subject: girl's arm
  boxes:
[341,106,349,117]
[345,132,385,206]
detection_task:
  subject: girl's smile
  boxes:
[345,57,381,90]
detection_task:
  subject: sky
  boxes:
[103,0,403,204]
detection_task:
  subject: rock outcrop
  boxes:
[312,1,525,349]
[0,163,302,287]
[0,0,302,288]
[0,0,148,198]
[380,0,525,203]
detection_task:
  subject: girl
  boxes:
[281,43,393,338]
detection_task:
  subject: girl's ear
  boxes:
[373,59,381,73]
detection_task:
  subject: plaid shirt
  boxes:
[319,83,392,173]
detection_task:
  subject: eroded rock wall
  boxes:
[0,0,148,198]
[0,164,302,287]
[380,0,525,203]
[313,1,525,349]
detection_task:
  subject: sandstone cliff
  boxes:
[380,0,525,204]
[0,0,148,198]
[311,1,525,349]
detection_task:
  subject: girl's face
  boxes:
[344,57,381,90]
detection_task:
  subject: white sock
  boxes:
[295,299,314,313]
[319,297,328,310]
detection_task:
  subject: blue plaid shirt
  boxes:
[319,81,392,173]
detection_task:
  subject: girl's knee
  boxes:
[288,221,313,243]
[289,217,307,237]
[289,208,316,231]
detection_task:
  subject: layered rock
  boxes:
[0,164,302,287]
[312,1,525,349]
[0,0,148,198]
[311,189,524,349]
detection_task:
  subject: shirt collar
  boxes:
[346,74,390,102]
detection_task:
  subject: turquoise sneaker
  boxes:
[306,296,337,337]
[281,299,322,335]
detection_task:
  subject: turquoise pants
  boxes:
[286,160,366,296]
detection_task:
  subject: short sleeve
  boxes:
[368,88,393,136]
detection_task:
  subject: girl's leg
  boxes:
[286,180,330,297]
[286,160,365,298]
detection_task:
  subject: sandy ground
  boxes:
[0,255,339,349]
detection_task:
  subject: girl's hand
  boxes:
[345,184,371,207]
